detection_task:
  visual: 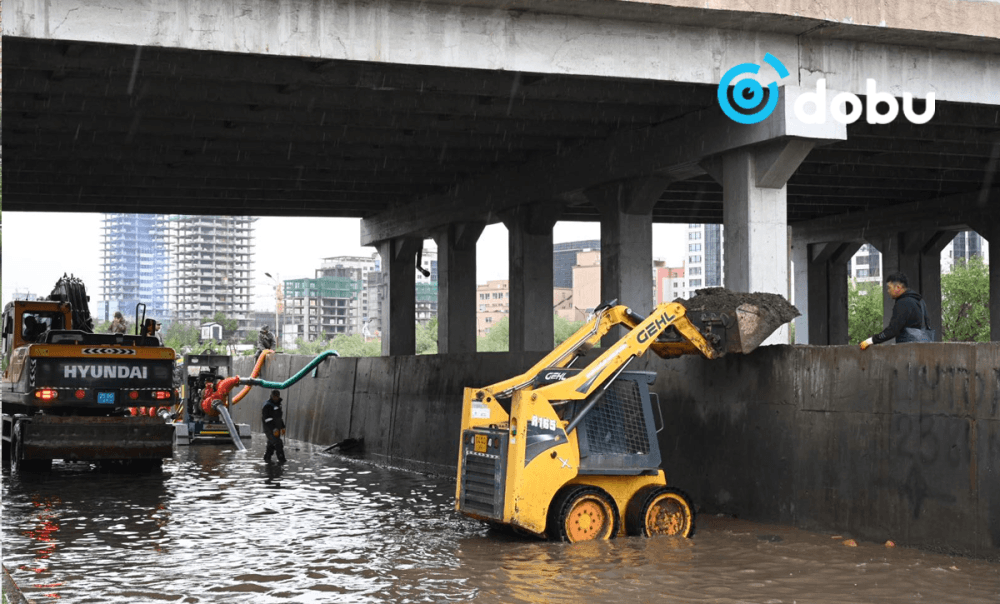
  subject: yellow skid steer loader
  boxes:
[456,288,798,542]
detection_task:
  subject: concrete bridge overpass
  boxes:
[4,0,1000,560]
[3,0,999,354]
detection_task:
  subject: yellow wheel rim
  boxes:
[646,493,692,537]
[565,496,612,542]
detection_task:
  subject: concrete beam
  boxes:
[792,190,1000,246]
[4,0,800,87]
[433,223,485,354]
[9,0,998,95]
[754,139,817,190]
[362,85,845,244]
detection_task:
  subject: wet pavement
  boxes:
[2,438,998,603]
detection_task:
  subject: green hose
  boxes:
[240,350,339,390]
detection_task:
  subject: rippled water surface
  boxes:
[3,438,998,603]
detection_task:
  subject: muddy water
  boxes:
[3,439,997,603]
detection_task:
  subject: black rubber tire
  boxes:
[11,425,52,474]
[625,485,696,538]
[546,485,621,543]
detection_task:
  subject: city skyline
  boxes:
[2,212,690,314]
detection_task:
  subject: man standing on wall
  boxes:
[262,390,287,463]
[860,271,934,349]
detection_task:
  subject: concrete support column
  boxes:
[871,230,956,340]
[792,239,862,345]
[376,236,422,356]
[433,223,485,354]
[503,204,562,353]
[970,222,1000,341]
[707,141,814,345]
[587,177,671,347]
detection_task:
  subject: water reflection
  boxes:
[2,438,997,603]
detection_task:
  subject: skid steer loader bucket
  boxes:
[681,288,800,355]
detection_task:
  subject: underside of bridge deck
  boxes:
[4,38,998,230]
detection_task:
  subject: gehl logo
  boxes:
[636,312,676,344]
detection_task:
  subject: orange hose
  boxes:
[232,349,273,405]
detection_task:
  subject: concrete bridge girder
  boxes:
[8,0,999,104]
[371,85,846,354]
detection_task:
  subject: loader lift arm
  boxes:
[473,301,717,409]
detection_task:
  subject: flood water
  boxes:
[2,438,998,603]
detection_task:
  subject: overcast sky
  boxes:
[2,212,686,311]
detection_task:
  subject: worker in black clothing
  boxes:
[255,325,276,361]
[262,390,287,463]
[860,271,932,349]
[23,315,45,342]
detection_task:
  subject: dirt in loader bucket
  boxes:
[680,287,800,355]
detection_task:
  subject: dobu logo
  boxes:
[718,54,936,125]
[717,53,789,125]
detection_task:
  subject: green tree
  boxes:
[553,314,586,347]
[164,322,201,353]
[243,328,261,346]
[477,317,510,352]
[329,334,382,357]
[205,311,239,339]
[285,333,381,357]
[415,318,438,355]
[847,279,884,345]
[941,255,990,342]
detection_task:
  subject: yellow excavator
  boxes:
[455,288,798,542]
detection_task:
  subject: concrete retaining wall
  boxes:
[650,343,999,559]
[231,343,999,558]
[231,352,545,474]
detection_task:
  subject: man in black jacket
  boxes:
[262,390,287,463]
[860,272,930,349]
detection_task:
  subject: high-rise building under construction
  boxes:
[99,214,171,323]
[165,215,255,337]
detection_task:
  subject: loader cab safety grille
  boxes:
[458,428,508,520]
[584,378,650,456]
[574,371,661,475]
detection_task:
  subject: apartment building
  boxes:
[476,279,509,336]
[685,223,723,291]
